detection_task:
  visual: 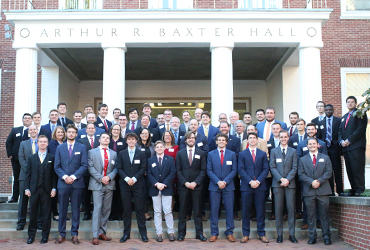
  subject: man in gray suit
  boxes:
[270,130,298,244]
[298,137,332,245]
[17,125,38,231]
[88,132,117,245]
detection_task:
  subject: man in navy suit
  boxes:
[180,119,209,154]
[238,132,269,243]
[209,121,240,154]
[198,111,221,146]
[141,103,158,128]
[118,113,133,138]
[23,112,51,141]
[134,114,160,142]
[77,113,105,139]
[169,117,185,146]
[95,104,112,133]
[128,108,141,131]
[54,124,88,245]
[73,111,86,130]
[56,102,73,129]
[256,107,287,140]
[207,133,237,242]
[311,101,326,126]
[287,112,299,137]
[180,111,191,133]
[158,109,174,136]
[41,109,59,141]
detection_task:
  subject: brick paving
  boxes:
[0,237,354,250]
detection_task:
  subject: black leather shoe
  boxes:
[276,235,283,243]
[52,216,59,221]
[8,198,18,203]
[308,238,316,244]
[40,238,48,244]
[16,225,24,231]
[196,235,207,241]
[324,239,332,245]
[82,214,92,221]
[289,235,298,243]
[354,192,363,197]
[177,235,185,241]
[141,235,149,242]
[27,238,34,244]
[120,235,130,243]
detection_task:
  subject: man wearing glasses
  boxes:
[311,101,326,127]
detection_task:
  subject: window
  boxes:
[59,0,102,9]
[238,0,282,9]
[341,0,370,19]
[148,0,193,9]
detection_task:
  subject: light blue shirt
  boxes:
[124,148,137,183]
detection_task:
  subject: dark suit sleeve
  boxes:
[147,159,157,186]
[288,138,293,148]
[117,151,129,179]
[257,152,269,184]
[235,138,241,155]
[133,152,147,181]
[224,152,237,184]
[202,136,209,154]
[24,157,32,191]
[238,152,253,184]
[162,160,176,187]
[319,141,328,155]
[180,137,186,150]
[338,117,345,144]
[5,128,15,158]
[193,152,207,186]
[269,150,282,180]
[286,151,298,182]
[296,143,303,162]
[317,157,333,185]
[348,114,368,145]
[209,138,217,152]
[72,145,88,180]
[54,146,67,179]
[51,157,58,190]
[207,153,221,185]
[298,159,314,186]
[176,152,188,186]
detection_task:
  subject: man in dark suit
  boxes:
[238,132,269,243]
[77,113,105,139]
[176,131,207,242]
[338,96,368,196]
[198,111,221,146]
[180,110,191,133]
[23,112,51,140]
[141,103,158,128]
[207,133,237,243]
[54,124,88,244]
[41,109,59,141]
[229,112,240,136]
[116,133,148,243]
[180,119,209,154]
[287,112,299,137]
[73,110,86,130]
[6,113,32,203]
[270,130,298,244]
[298,137,333,245]
[235,121,248,146]
[316,104,342,195]
[169,117,185,146]
[311,101,326,128]
[56,102,73,129]
[78,123,100,221]
[209,121,241,153]
[256,107,287,140]
[118,113,133,138]
[25,135,57,244]
[128,108,141,131]
[134,114,160,142]
[112,108,121,125]
[95,104,112,133]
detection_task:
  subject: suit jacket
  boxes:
[298,153,332,196]
[287,125,298,136]
[77,127,105,140]
[6,126,24,161]
[116,147,147,189]
[138,118,158,129]
[296,138,327,162]
[134,126,161,143]
[75,123,87,130]
[269,146,297,188]
[316,116,341,149]
[238,148,269,192]
[311,116,321,128]
[176,147,207,191]
[109,137,128,154]
[157,123,167,137]
[128,120,141,131]
[25,153,57,194]
[147,155,176,196]
[209,134,241,155]
[256,120,288,140]
[241,138,269,158]
[88,147,117,191]
[267,137,279,157]
[288,133,307,149]
[22,126,51,141]
[198,124,221,146]
[207,149,237,191]
[48,140,63,155]
[179,133,209,155]
[57,117,73,128]
[18,139,36,181]
[40,123,55,141]
[95,116,112,133]
[54,141,88,189]
[179,122,189,133]
[79,136,101,177]
[338,109,368,152]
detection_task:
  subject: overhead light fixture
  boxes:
[158,103,162,106]
[180,103,184,105]
[187,103,192,106]
[149,103,154,107]
[199,103,205,109]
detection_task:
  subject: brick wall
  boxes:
[330,202,370,250]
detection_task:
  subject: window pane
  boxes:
[346,0,370,10]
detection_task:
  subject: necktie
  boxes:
[299,135,303,142]
[90,137,94,149]
[204,127,209,137]
[345,113,351,128]
[265,122,271,140]
[113,140,117,152]
[251,149,256,163]
[246,142,249,149]
[166,124,170,131]
[103,120,108,132]
[327,119,332,147]
[131,122,135,131]
[174,131,178,144]
[220,150,224,166]
[77,124,80,130]
[130,150,134,164]
[282,148,286,159]
[51,124,56,133]
[289,126,293,136]
[188,149,193,166]
[40,153,44,163]
[62,117,66,127]
[103,148,108,176]
[68,144,73,158]
[313,154,316,168]
[158,157,162,171]
[32,140,36,154]
[238,134,242,143]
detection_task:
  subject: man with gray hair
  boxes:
[77,112,105,139]
[170,117,185,146]
[234,120,248,144]
[229,112,240,135]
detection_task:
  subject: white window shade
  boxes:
[148,0,193,9]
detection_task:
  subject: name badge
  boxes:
[98,123,103,127]
[96,134,100,137]
[159,125,164,129]
[320,125,324,129]
[151,133,153,137]
[152,163,156,167]
[117,142,123,145]
[75,152,80,155]
[141,148,145,151]
[194,154,200,159]
[315,125,318,129]
[28,134,30,137]
[197,142,203,147]
[81,135,86,138]
[226,161,232,165]
[319,159,324,162]
[293,142,298,146]
[169,148,174,152]
[276,158,282,163]
[180,136,183,139]
[48,161,52,163]
[16,133,21,137]
[111,160,115,164]
[341,118,345,122]
[134,160,140,164]
[303,147,308,151]
[267,144,272,147]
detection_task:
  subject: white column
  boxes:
[102,43,126,121]
[41,67,59,119]
[299,47,322,122]
[14,47,38,127]
[210,42,234,126]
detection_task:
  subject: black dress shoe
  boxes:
[52,216,59,221]
[120,235,130,243]
[82,214,92,221]
[354,192,363,197]
[27,238,34,244]
[16,225,24,231]
[66,217,70,221]
[196,235,207,241]
[117,216,123,221]
[324,239,332,245]
[308,238,316,244]
[177,235,185,241]
[289,235,298,243]
[141,235,149,242]
[40,238,48,244]
[8,199,18,203]
[276,235,283,243]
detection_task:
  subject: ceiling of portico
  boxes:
[49,47,289,81]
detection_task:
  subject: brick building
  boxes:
[0,0,369,194]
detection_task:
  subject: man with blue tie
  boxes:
[41,109,59,141]
[207,133,237,243]
[95,104,112,133]
[54,124,88,245]
[198,111,220,146]
[170,117,185,146]
[311,101,326,127]
[256,107,287,141]
[239,132,269,243]
[57,102,73,129]
[73,111,86,130]
[229,112,240,136]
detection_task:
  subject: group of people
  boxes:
[5,96,367,245]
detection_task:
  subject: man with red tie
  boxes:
[95,104,112,133]
[287,112,299,137]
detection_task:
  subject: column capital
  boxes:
[298,41,324,50]
[12,42,39,51]
[210,41,234,51]
[101,41,127,51]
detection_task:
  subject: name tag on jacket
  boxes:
[226,161,232,165]
[98,123,103,127]
[16,133,21,137]
[319,159,324,162]
[197,142,203,147]
[134,160,140,164]
[75,152,80,155]
[194,155,200,159]
[303,147,308,151]
[117,142,123,145]
[276,159,282,163]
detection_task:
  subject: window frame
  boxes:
[340,0,370,19]
[148,0,193,9]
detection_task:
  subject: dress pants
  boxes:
[273,187,296,236]
[121,186,147,236]
[233,175,241,215]
[110,175,123,219]
[83,175,92,216]
[265,177,275,215]
[295,175,302,214]
[241,189,266,237]
[343,148,365,194]
[304,195,331,240]
[328,146,343,194]
[11,160,21,200]
[92,186,113,238]
[178,189,203,237]
[28,187,52,240]
[152,191,174,235]
[210,189,234,236]
[17,180,29,227]
[58,185,83,237]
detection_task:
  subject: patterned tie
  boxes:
[77,124,80,130]
[188,149,193,166]
[40,153,44,164]
[313,154,316,168]
[251,149,256,163]
[204,127,209,137]
[32,140,36,154]
[220,150,224,166]
[103,120,108,132]
[131,122,135,131]
[345,113,351,128]
[264,122,271,140]
[327,119,332,147]
[103,148,108,176]
[68,144,73,158]
[90,137,94,149]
